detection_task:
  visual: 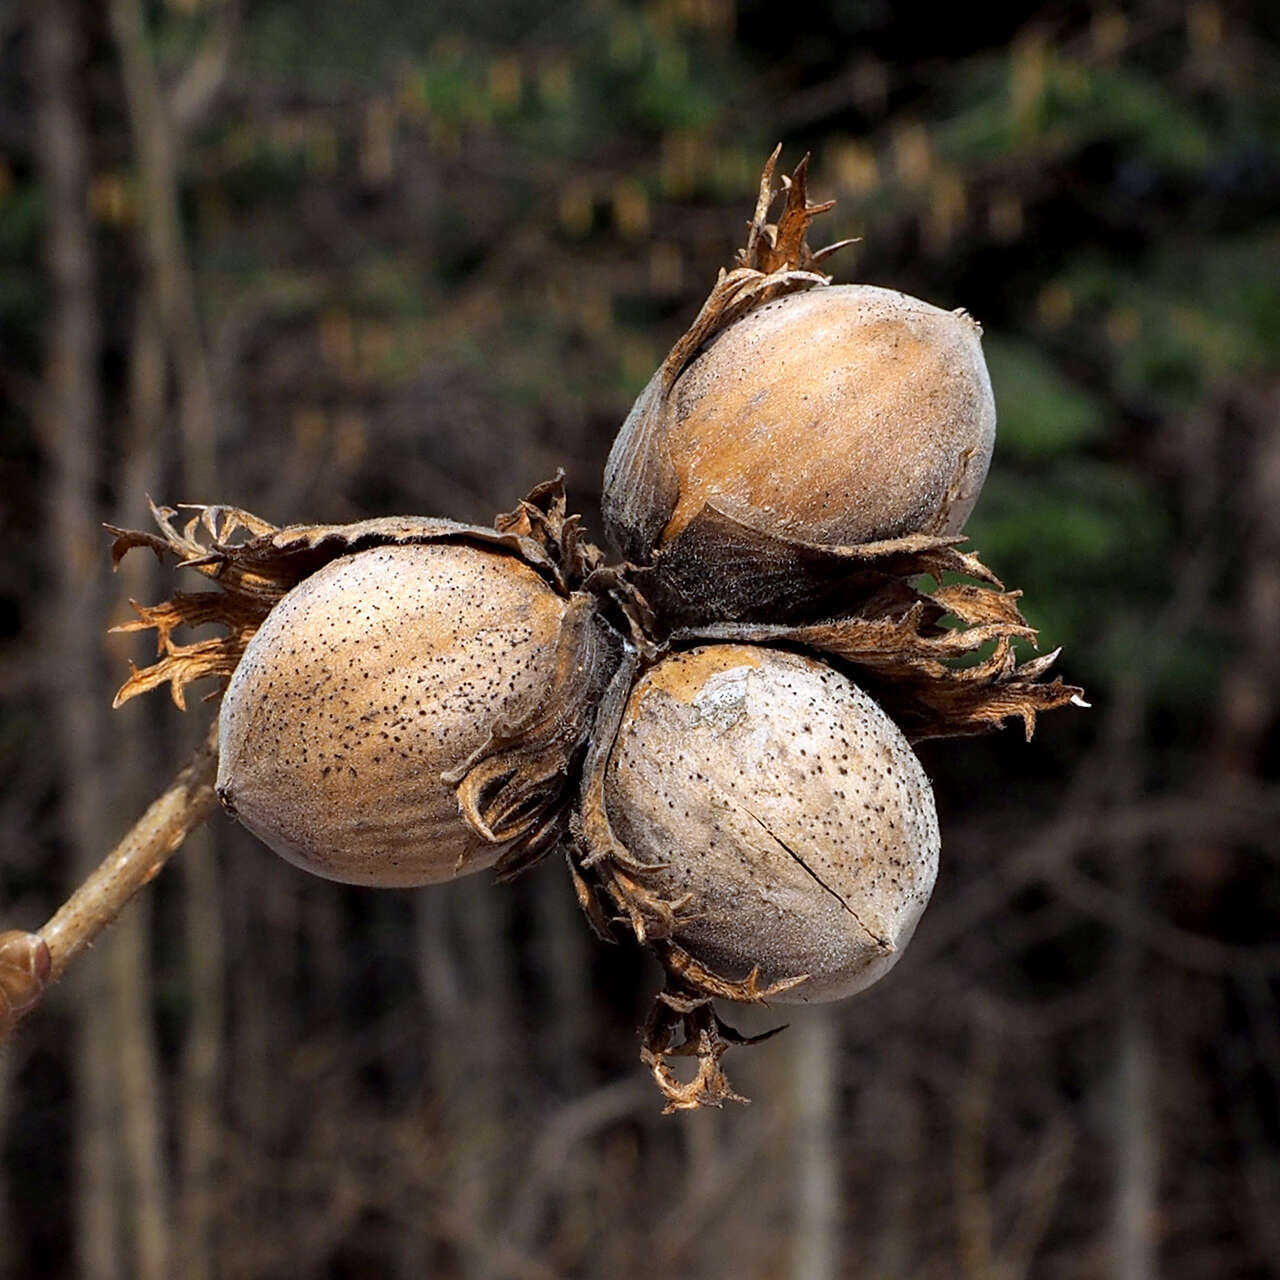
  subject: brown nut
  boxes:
[603,644,939,1002]
[217,541,592,886]
[604,283,995,561]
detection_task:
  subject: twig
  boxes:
[502,1075,652,1254]
[169,0,237,137]
[999,1115,1076,1280]
[0,720,219,1041]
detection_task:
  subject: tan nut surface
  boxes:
[660,284,996,547]
[217,542,569,886]
[604,645,940,1002]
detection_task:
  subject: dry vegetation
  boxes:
[1,1,1278,1277]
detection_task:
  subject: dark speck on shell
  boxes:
[216,542,571,887]
[604,644,940,1003]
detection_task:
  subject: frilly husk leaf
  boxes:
[638,947,800,1112]
[656,939,807,1004]
[602,151,847,566]
[445,596,621,881]
[641,989,788,1113]
[737,145,857,276]
[109,488,579,712]
[629,500,1002,630]
[111,592,268,711]
[571,654,659,881]
[672,569,1084,743]
[110,483,623,879]
[493,471,603,589]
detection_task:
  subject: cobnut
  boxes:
[603,644,939,1002]
[604,283,995,562]
[217,541,599,886]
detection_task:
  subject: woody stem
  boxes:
[0,719,220,1043]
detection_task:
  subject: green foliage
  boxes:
[0,184,45,336]
[1057,63,1215,169]
[969,460,1167,663]
[244,0,443,84]
[937,52,1216,170]
[983,336,1107,459]
[1063,232,1280,410]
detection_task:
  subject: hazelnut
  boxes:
[602,644,939,1002]
[604,283,995,568]
[217,541,599,886]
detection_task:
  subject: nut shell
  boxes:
[604,283,996,561]
[603,645,939,1002]
[217,542,574,886]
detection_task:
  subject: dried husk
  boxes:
[606,647,940,991]
[574,561,1081,942]
[571,644,941,1109]
[575,553,1080,931]
[571,518,1081,1110]
[602,151,994,626]
[603,151,837,569]
[219,544,618,885]
[111,480,621,879]
[99,156,1089,1110]
[598,152,1080,740]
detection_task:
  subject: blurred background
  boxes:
[1,0,1278,1276]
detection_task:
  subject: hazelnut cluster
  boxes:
[113,152,1082,1110]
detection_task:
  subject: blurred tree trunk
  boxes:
[1180,390,1280,912]
[1175,390,1280,1267]
[1172,391,1280,931]
[790,1006,840,1280]
[453,876,515,1280]
[176,823,224,1280]
[29,3,122,1277]
[1114,952,1154,1280]
[955,1017,997,1280]
[870,1069,921,1278]
[1107,679,1156,1280]
[415,877,516,1280]
[108,0,217,484]
[108,1,232,1273]
[110,896,171,1279]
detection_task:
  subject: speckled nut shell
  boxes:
[605,283,995,561]
[217,542,577,887]
[603,644,939,1003]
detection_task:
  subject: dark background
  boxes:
[2,1,1279,1276]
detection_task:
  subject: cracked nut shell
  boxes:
[217,542,576,886]
[603,644,940,1002]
